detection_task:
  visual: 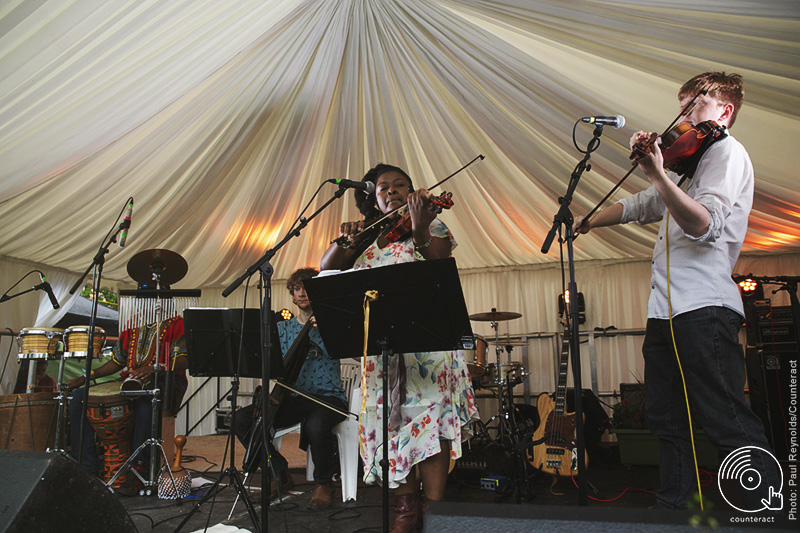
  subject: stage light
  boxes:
[278,308,293,321]
[738,278,758,293]
[558,290,586,324]
[735,276,764,302]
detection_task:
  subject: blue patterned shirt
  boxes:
[278,318,346,404]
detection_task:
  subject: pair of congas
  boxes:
[16,325,106,360]
[10,326,134,487]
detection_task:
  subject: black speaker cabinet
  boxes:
[745,345,797,461]
[0,450,137,533]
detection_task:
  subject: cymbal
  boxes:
[127,249,188,287]
[469,310,522,322]
[490,339,527,347]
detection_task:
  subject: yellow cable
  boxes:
[665,215,704,510]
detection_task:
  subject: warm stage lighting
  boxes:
[558,290,586,324]
[278,308,293,321]
[738,278,758,293]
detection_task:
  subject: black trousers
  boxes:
[234,393,346,484]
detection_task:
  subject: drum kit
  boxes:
[467,308,528,446]
[463,308,537,501]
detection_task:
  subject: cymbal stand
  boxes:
[107,386,177,496]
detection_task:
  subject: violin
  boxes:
[630,120,727,175]
[382,191,454,243]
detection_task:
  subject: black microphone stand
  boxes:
[68,200,131,471]
[541,123,606,506]
[179,185,346,533]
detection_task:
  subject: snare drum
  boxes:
[487,361,525,386]
[16,327,64,360]
[85,381,135,488]
[0,392,63,451]
[465,335,488,378]
[64,325,106,359]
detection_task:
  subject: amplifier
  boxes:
[745,346,797,461]
[757,323,797,345]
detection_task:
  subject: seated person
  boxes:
[66,315,188,478]
[234,267,347,509]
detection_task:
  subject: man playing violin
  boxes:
[575,72,780,511]
[321,164,479,533]
[233,267,346,508]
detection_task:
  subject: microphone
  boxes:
[36,274,60,310]
[119,199,133,248]
[327,179,375,194]
[581,115,626,129]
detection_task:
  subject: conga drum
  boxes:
[85,381,135,488]
[0,392,61,451]
[64,325,106,359]
[16,327,64,359]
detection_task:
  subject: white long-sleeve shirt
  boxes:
[617,135,753,319]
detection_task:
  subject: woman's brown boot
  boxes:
[389,493,421,533]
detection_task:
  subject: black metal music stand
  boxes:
[303,257,473,533]
[175,308,286,531]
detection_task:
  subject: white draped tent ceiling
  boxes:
[2,0,800,428]
[2,0,799,285]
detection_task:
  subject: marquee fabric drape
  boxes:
[1,1,797,289]
[1,2,799,420]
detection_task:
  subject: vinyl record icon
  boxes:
[718,446,783,512]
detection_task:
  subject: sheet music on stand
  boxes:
[304,258,474,358]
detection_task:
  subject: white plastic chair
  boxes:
[273,360,362,501]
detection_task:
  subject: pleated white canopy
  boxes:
[1,0,798,289]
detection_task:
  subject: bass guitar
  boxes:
[526,319,588,476]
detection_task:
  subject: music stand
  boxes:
[303,258,472,533]
[184,308,285,379]
[175,308,287,531]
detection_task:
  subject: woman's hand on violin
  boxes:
[338,220,364,246]
[407,188,437,231]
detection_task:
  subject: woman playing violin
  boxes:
[321,164,479,533]
[320,164,452,269]
[575,72,779,511]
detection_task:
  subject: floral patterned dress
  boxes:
[353,219,480,488]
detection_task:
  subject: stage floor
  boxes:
[115,433,792,532]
